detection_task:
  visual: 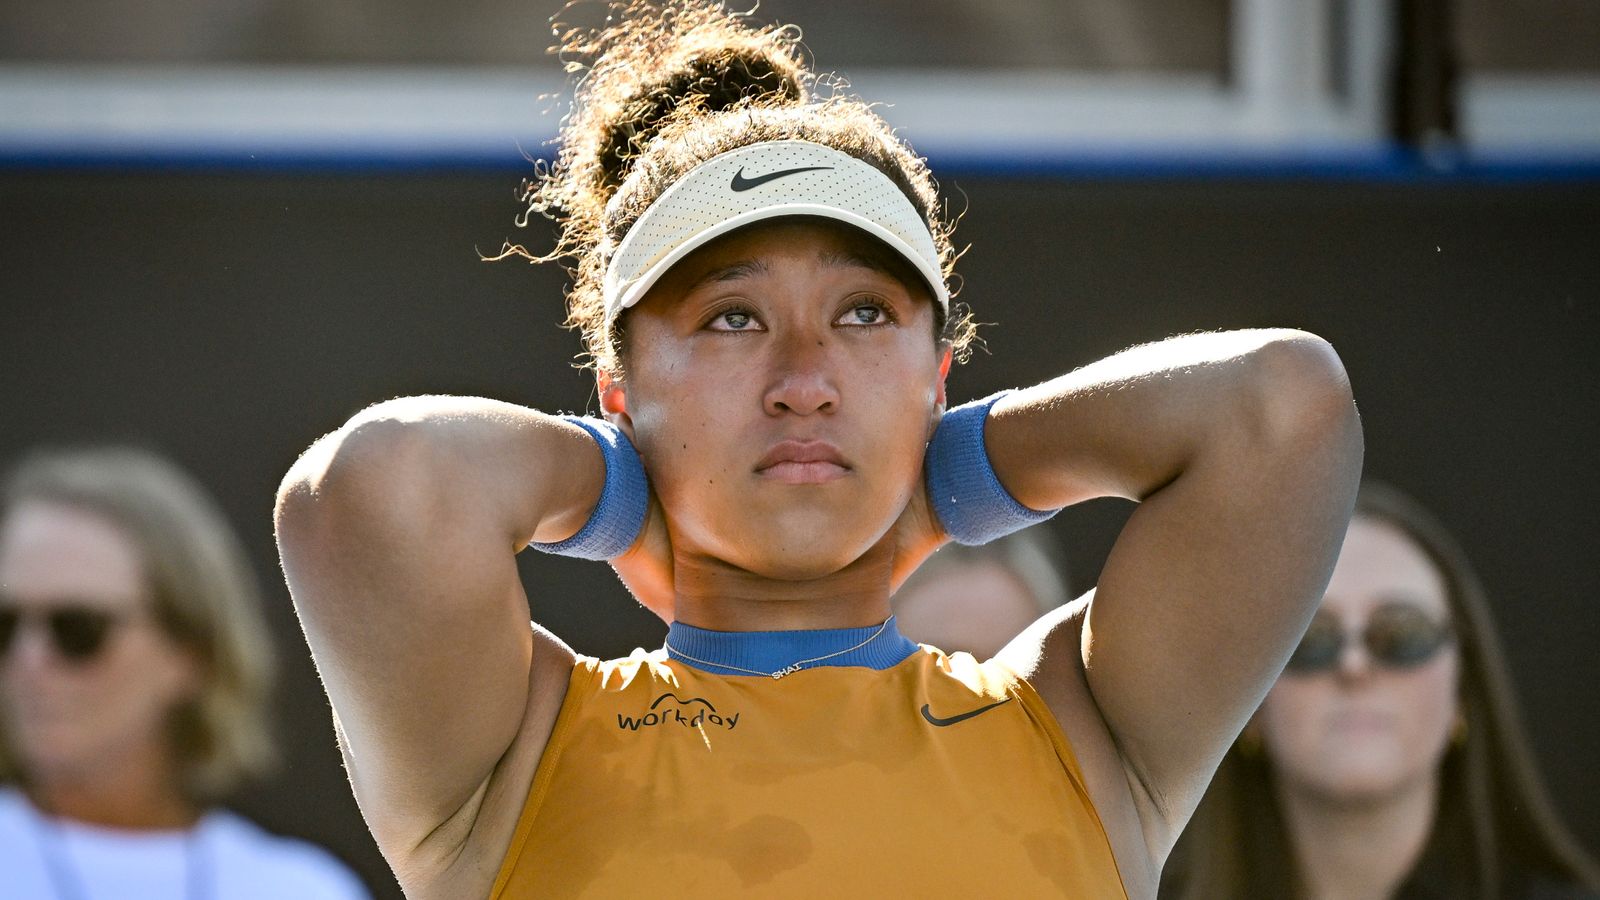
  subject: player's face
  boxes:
[0,501,201,785]
[610,219,947,580]
[1255,516,1460,802]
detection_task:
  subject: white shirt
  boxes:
[0,788,371,900]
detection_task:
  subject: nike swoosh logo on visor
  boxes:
[920,697,1013,727]
[730,165,834,192]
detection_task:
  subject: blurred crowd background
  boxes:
[3,0,1598,72]
[2,1,1596,897]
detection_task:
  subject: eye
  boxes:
[706,306,762,332]
[1367,603,1452,667]
[836,298,893,327]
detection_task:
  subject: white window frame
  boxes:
[0,0,1594,171]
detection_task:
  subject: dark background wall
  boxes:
[2,169,1595,897]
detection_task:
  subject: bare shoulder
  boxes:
[995,592,1161,899]
[398,622,578,900]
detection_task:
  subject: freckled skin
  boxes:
[613,221,946,584]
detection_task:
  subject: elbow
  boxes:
[1248,332,1364,471]
[274,398,444,552]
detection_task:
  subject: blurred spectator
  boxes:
[891,528,1071,659]
[0,447,369,899]
[1160,481,1600,900]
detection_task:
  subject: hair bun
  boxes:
[555,1,809,203]
[497,1,975,377]
[603,47,805,183]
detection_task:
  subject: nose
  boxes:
[1335,634,1373,680]
[2,618,55,674]
[762,330,840,417]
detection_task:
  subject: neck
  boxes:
[670,540,896,631]
[25,739,197,831]
[1275,770,1438,900]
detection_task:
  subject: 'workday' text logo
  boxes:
[618,693,741,732]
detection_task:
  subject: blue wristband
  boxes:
[529,416,649,560]
[925,390,1061,545]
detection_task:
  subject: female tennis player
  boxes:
[274,4,1364,898]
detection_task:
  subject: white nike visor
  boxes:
[601,139,949,321]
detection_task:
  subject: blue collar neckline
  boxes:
[664,616,919,677]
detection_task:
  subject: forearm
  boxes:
[986,329,1358,511]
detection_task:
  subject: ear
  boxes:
[598,368,631,424]
[935,346,953,408]
[927,347,953,441]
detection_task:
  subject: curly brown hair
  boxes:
[493,0,975,374]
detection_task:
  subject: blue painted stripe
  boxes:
[2,143,1598,182]
[926,144,1600,183]
[0,145,532,174]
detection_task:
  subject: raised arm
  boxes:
[989,330,1363,861]
[273,397,601,874]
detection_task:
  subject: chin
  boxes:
[1321,767,1408,799]
[735,539,873,581]
[708,500,896,573]
[8,728,91,776]
[1297,745,1419,802]
[742,530,889,581]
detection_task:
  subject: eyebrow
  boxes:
[1373,591,1448,611]
[680,244,912,295]
[684,259,770,293]
[817,247,902,280]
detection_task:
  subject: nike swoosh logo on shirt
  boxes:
[920,697,1013,727]
[730,165,834,191]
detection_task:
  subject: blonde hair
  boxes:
[494,0,976,374]
[0,447,276,802]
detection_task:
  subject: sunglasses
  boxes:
[0,603,129,663]
[1285,602,1454,673]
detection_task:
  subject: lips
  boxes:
[754,440,851,484]
[1326,709,1396,735]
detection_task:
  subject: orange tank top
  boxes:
[490,644,1127,897]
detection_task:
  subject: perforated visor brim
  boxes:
[607,204,949,315]
[600,139,949,320]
